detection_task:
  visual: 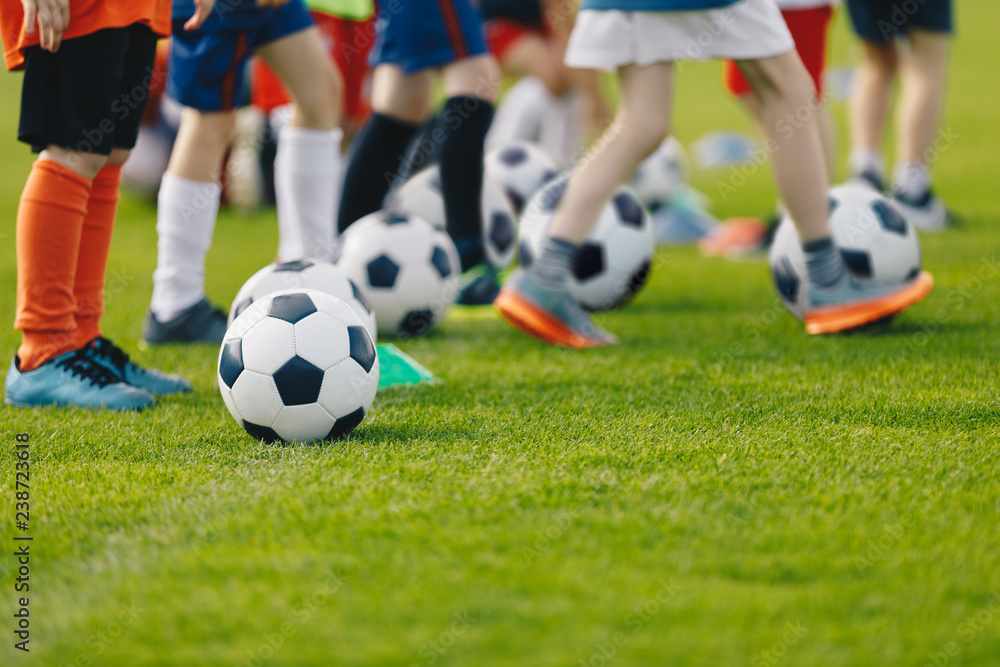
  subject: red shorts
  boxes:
[486,19,547,64]
[723,5,833,98]
[251,11,375,123]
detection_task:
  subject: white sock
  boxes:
[893,161,930,199]
[848,147,885,179]
[275,126,343,262]
[150,173,221,322]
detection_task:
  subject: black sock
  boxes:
[395,116,446,185]
[438,96,494,268]
[337,112,420,233]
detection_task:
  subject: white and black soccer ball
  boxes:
[388,166,518,269]
[769,184,922,319]
[630,136,687,211]
[337,210,461,338]
[519,173,655,311]
[218,289,379,443]
[228,258,376,337]
[484,141,560,216]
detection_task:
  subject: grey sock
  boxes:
[803,237,846,289]
[532,237,579,288]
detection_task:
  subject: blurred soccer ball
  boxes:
[229,258,376,339]
[388,167,517,269]
[630,136,687,210]
[484,141,560,216]
[337,210,461,338]
[769,184,922,319]
[218,289,379,443]
[519,173,655,312]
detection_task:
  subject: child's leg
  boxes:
[737,52,830,244]
[337,65,433,232]
[741,51,932,332]
[258,26,345,261]
[847,41,898,183]
[500,34,570,97]
[439,54,501,269]
[549,62,673,243]
[148,109,232,324]
[893,28,950,198]
[15,148,107,370]
[495,62,670,348]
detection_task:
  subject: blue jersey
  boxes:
[581,0,741,9]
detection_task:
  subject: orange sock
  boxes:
[15,160,93,371]
[73,163,123,348]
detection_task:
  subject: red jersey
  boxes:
[1,0,172,70]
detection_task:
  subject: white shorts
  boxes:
[565,0,796,70]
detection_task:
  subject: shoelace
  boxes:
[55,352,119,388]
[88,338,137,374]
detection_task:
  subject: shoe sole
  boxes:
[494,288,616,349]
[4,397,151,411]
[805,271,934,335]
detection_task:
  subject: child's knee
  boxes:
[295,65,342,129]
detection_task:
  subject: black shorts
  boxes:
[846,0,953,44]
[18,23,160,155]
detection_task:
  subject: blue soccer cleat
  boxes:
[81,337,192,395]
[456,264,502,306]
[5,350,155,411]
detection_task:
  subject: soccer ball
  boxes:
[337,210,461,338]
[218,289,379,443]
[519,173,655,311]
[769,184,922,319]
[388,167,518,269]
[630,136,687,210]
[228,258,376,338]
[484,141,560,216]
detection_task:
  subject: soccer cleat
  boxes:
[804,271,934,335]
[4,350,154,411]
[456,264,502,305]
[452,235,486,273]
[891,189,948,232]
[699,217,770,257]
[495,270,618,349]
[81,337,192,395]
[141,298,228,344]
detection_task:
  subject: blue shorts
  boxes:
[370,0,489,74]
[846,0,953,44]
[168,0,314,112]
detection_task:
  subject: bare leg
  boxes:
[737,51,830,243]
[257,26,341,131]
[847,41,898,175]
[371,64,434,122]
[896,28,949,169]
[167,109,236,183]
[740,92,836,185]
[550,61,673,243]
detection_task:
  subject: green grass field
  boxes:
[2,5,999,666]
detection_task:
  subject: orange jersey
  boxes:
[1,0,172,70]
